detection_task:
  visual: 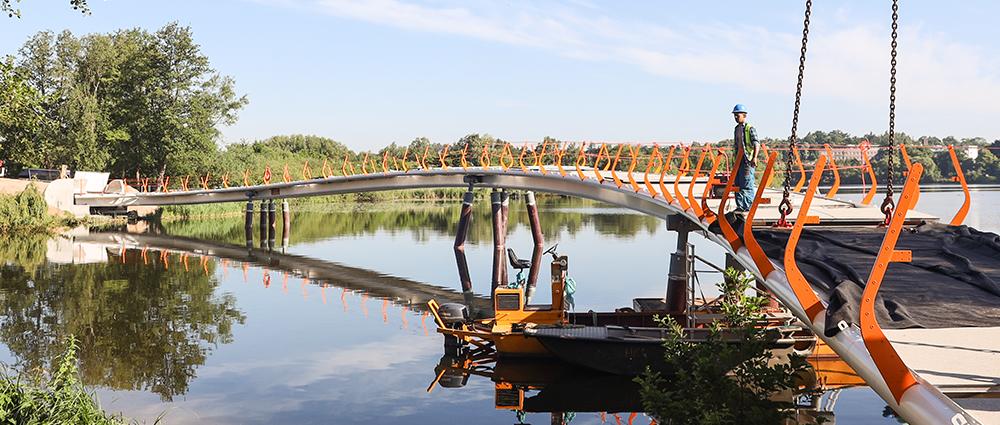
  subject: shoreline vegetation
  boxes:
[0,336,131,424]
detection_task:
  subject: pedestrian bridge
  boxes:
[73,142,993,425]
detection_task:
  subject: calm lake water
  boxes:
[0,189,997,424]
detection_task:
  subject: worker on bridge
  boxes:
[732,104,760,212]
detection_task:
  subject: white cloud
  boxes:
[246,0,1000,140]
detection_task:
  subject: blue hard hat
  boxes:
[732,104,748,114]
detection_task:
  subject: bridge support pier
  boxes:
[454,188,475,307]
[268,199,277,248]
[499,190,509,286]
[666,215,694,316]
[259,201,268,249]
[524,191,544,303]
[245,200,254,248]
[281,200,290,251]
[490,190,508,301]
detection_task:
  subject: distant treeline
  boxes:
[2,25,998,186]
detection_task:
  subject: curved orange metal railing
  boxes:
[861,146,878,205]
[860,162,923,403]
[716,149,743,251]
[947,145,971,226]
[686,147,708,217]
[643,145,663,197]
[657,146,676,204]
[610,145,624,188]
[673,147,692,212]
[783,154,827,322]
[900,143,913,175]
[743,151,778,277]
[823,144,840,198]
[792,146,806,193]
[626,145,640,192]
[699,152,722,223]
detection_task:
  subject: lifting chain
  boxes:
[777,0,812,228]
[879,0,900,225]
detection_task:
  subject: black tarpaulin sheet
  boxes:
[741,221,1000,336]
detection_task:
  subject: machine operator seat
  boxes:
[507,248,531,270]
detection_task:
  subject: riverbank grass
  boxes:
[0,336,130,424]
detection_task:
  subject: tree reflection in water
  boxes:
[0,235,245,401]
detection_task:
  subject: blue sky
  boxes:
[2,0,998,151]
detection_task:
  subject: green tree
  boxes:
[637,268,809,425]
[106,23,247,179]
[0,57,46,174]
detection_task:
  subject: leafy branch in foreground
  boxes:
[636,268,812,425]
[2,0,89,18]
[0,335,129,424]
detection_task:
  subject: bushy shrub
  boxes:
[0,336,128,424]
[0,184,53,234]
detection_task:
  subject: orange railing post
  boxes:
[743,151,778,276]
[900,143,913,175]
[518,146,531,173]
[501,143,514,171]
[792,145,806,192]
[657,146,675,204]
[947,145,971,226]
[400,147,411,173]
[593,143,609,182]
[575,143,588,181]
[783,155,826,322]
[644,145,663,197]
[672,147,691,211]
[860,162,923,403]
[439,145,450,170]
[626,145,640,192]
[717,147,743,249]
[686,146,708,217]
[535,141,549,175]
[479,145,491,170]
[824,144,840,198]
[459,144,469,170]
[556,144,569,177]
[700,151,723,222]
[610,144,624,187]
[861,145,878,205]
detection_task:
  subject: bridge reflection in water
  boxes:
[40,229,868,423]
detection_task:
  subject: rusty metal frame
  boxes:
[860,162,922,403]
[783,154,826,322]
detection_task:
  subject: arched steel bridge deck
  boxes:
[74,165,984,425]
